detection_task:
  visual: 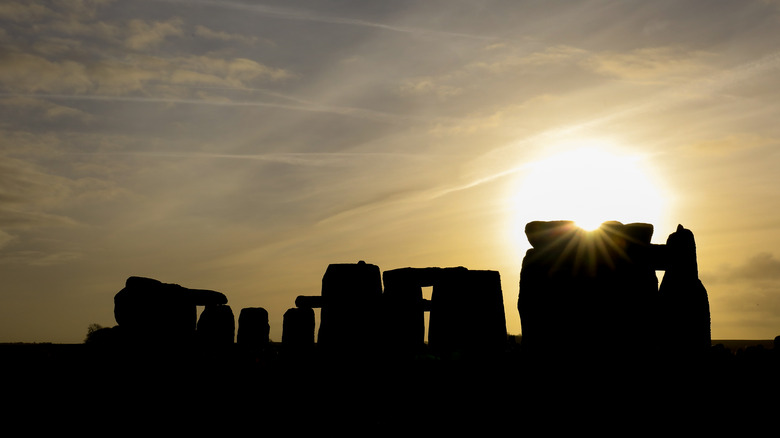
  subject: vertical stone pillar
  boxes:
[317,261,382,355]
[282,307,315,347]
[658,224,711,358]
[197,304,235,346]
[237,307,270,348]
[381,268,426,355]
[429,267,507,358]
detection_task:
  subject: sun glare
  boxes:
[512,139,666,238]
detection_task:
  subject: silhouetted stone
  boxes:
[237,307,270,348]
[282,307,315,349]
[295,295,324,309]
[380,266,507,359]
[197,304,235,345]
[381,267,428,355]
[428,267,507,358]
[524,220,579,249]
[317,261,382,353]
[113,276,227,345]
[658,224,711,358]
[518,221,659,361]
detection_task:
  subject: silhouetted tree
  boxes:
[84,323,116,345]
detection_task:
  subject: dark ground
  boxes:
[1,339,778,435]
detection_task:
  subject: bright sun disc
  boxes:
[514,141,665,234]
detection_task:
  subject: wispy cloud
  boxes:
[407,48,780,202]
[156,0,501,41]
[0,90,446,125]
[67,150,430,167]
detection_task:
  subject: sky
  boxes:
[2,0,780,343]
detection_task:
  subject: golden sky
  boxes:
[2,0,780,343]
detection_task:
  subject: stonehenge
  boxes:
[108,220,710,365]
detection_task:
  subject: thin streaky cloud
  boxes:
[155,0,501,41]
[184,85,327,107]
[66,150,441,167]
[0,92,446,125]
[561,50,780,136]
[315,162,534,226]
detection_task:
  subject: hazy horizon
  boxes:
[3,0,780,343]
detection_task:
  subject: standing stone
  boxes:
[237,307,270,348]
[317,261,382,354]
[517,221,660,361]
[658,224,711,358]
[381,267,428,355]
[429,267,507,358]
[282,307,315,348]
[197,304,235,346]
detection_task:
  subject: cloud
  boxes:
[0,150,130,231]
[399,77,463,100]
[0,249,83,266]
[0,95,94,122]
[0,2,55,22]
[159,0,498,41]
[717,253,780,284]
[690,133,779,155]
[173,56,293,83]
[705,253,780,312]
[194,24,270,46]
[0,50,93,93]
[0,157,70,206]
[124,17,184,50]
[466,44,716,85]
[0,229,14,249]
[585,46,716,84]
[460,45,589,76]
[0,1,293,98]
[702,252,780,336]
[0,208,77,230]
[0,50,294,96]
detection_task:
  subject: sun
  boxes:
[512,139,666,235]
